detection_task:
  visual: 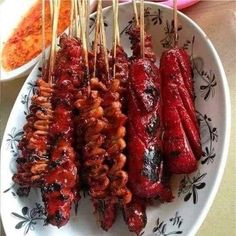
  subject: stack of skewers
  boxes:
[13,0,202,234]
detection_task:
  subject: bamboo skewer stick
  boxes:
[112,0,117,74]
[49,0,53,24]
[85,0,90,78]
[69,0,75,36]
[132,0,139,26]
[113,0,120,47]
[74,0,79,38]
[115,0,120,46]
[48,0,61,85]
[41,0,46,73]
[132,0,144,57]
[100,10,109,78]
[112,0,117,52]
[93,0,102,77]
[173,0,178,47]
[140,0,145,58]
[78,0,89,71]
[85,0,90,48]
[112,0,120,77]
[93,0,109,78]
[116,27,120,46]
[77,1,84,45]
[84,0,90,72]
[78,1,81,38]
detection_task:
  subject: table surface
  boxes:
[1,1,236,236]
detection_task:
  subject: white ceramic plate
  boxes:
[1,2,231,236]
[0,0,96,81]
[0,0,37,81]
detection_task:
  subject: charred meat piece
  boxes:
[127,58,173,200]
[42,138,78,227]
[93,198,117,231]
[123,196,147,235]
[42,35,82,227]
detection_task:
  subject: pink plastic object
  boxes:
[160,0,200,10]
[118,0,200,10]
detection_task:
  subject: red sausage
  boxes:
[122,196,147,235]
[160,48,201,174]
[127,58,173,200]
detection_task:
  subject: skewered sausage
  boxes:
[127,58,173,200]
[160,48,201,174]
[122,196,147,235]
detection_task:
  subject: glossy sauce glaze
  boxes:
[2,0,71,71]
[123,196,147,235]
[127,58,173,200]
[42,35,83,227]
[160,48,201,174]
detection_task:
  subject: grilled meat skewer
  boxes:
[42,35,82,227]
[160,48,201,174]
